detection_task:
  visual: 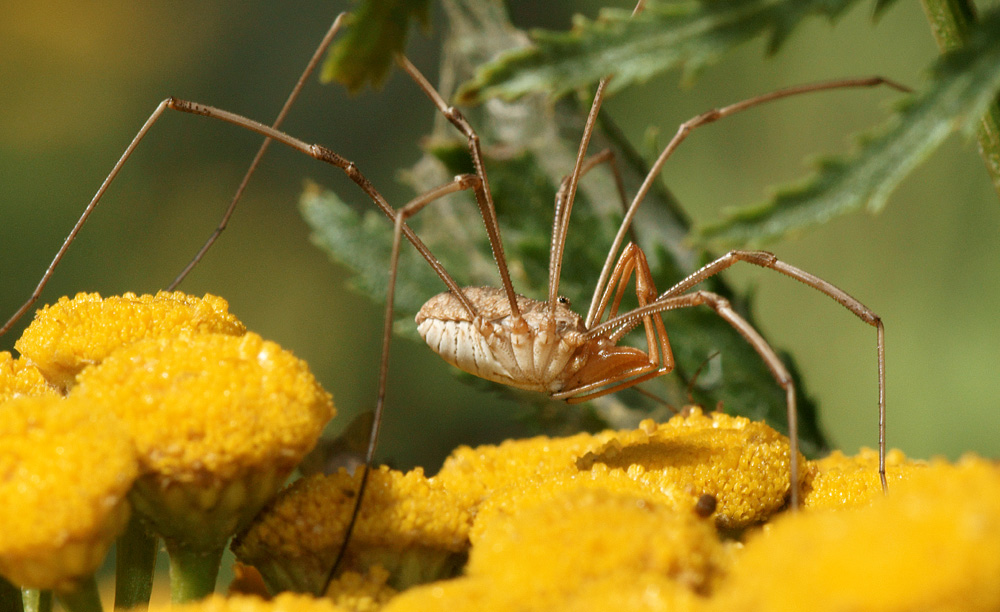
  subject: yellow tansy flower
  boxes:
[383,488,720,612]
[15,291,245,390]
[72,331,334,553]
[470,487,724,592]
[0,351,59,401]
[234,467,470,595]
[437,408,796,530]
[576,410,796,528]
[152,593,351,612]
[0,396,137,591]
[434,429,610,510]
[713,456,1000,611]
[802,447,924,510]
[325,566,398,612]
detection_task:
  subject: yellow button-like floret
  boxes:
[436,408,796,530]
[152,593,351,612]
[383,488,720,612]
[713,456,1000,611]
[0,395,137,591]
[234,466,470,595]
[578,410,797,528]
[325,566,398,612]
[434,429,611,509]
[15,291,246,390]
[72,331,334,551]
[803,447,924,510]
[73,331,332,481]
[470,487,724,594]
[0,351,59,401]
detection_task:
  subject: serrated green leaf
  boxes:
[699,8,1000,245]
[320,0,431,92]
[457,0,878,104]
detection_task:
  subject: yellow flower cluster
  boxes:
[802,446,922,510]
[0,351,59,401]
[0,395,136,591]
[714,456,1000,611]
[234,467,470,594]
[156,593,350,612]
[436,408,796,531]
[233,407,792,606]
[0,291,335,595]
[73,331,332,482]
[15,291,245,390]
[230,401,1000,612]
[383,488,716,610]
[325,566,397,612]
[5,292,996,612]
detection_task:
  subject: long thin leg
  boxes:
[0,95,487,336]
[548,2,648,313]
[168,13,350,290]
[592,288,805,506]
[0,97,171,338]
[589,250,886,498]
[0,13,444,336]
[585,76,910,329]
[659,249,887,491]
[552,148,637,256]
[675,289,803,507]
[552,244,673,403]
[592,244,666,353]
[396,55,524,321]
[322,174,482,593]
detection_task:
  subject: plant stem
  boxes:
[166,543,224,603]
[114,515,158,611]
[19,590,48,612]
[920,0,1000,197]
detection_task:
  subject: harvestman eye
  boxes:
[0,2,904,595]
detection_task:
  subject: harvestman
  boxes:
[1,4,896,589]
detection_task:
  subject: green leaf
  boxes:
[457,0,889,104]
[320,0,431,92]
[699,7,1000,245]
[299,182,445,322]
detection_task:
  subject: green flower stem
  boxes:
[921,0,1000,197]
[19,590,48,612]
[166,543,224,603]
[54,578,102,612]
[114,515,158,611]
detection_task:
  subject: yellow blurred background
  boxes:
[1,0,997,481]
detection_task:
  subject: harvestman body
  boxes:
[0,3,896,591]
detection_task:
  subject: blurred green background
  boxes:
[1,0,997,478]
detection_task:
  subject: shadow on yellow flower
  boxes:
[234,466,469,595]
[436,408,798,532]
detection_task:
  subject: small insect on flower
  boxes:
[0,0,905,597]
